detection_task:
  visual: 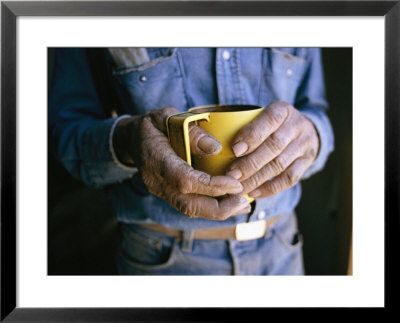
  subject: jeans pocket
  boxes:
[119,224,178,271]
[273,214,303,252]
[266,213,304,275]
[274,228,303,252]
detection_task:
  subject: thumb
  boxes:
[188,123,222,157]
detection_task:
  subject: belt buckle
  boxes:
[235,220,267,241]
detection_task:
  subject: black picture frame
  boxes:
[1,0,398,321]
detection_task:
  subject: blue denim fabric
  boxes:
[117,212,304,275]
[48,47,334,231]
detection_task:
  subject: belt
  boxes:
[138,216,280,242]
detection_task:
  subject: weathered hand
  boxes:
[226,101,319,198]
[113,107,250,220]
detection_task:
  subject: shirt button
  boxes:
[258,211,266,220]
[222,50,231,60]
[286,69,293,77]
[139,75,147,82]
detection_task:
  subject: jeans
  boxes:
[116,212,304,275]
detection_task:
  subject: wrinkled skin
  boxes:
[113,101,319,219]
[113,107,250,220]
[226,101,320,198]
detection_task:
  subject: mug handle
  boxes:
[166,112,210,165]
[167,111,255,204]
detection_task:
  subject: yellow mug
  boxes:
[166,104,264,203]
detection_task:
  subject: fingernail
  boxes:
[227,168,242,180]
[232,141,248,157]
[198,136,220,154]
[249,189,261,198]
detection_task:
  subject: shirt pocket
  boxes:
[112,48,189,114]
[260,48,307,105]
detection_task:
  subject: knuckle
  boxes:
[284,169,300,187]
[217,212,231,221]
[269,161,282,176]
[304,131,316,143]
[188,123,203,134]
[293,172,301,184]
[245,172,264,191]
[284,172,295,187]
[269,103,290,124]
[273,156,288,174]
[266,180,280,195]
[184,204,201,219]
[188,126,206,147]
[241,155,263,174]
[307,147,317,159]
[151,107,178,131]
[161,106,178,116]
[176,175,192,194]
[148,107,162,116]
[214,203,231,220]
[268,132,286,153]
[140,115,153,134]
[253,173,265,188]
[197,172,211,186]
[159,155,171,178]
[247,127,265,144]
[169,193,195,217]
[175,198,193,217]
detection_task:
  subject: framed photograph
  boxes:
[1,0,398,321]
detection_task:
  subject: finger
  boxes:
[231,102,290,157]
[248,157,311,198]
[188,123,222,157]
[164,156,244,196]
[147,162,248,220]
[140,117,243,197]
[232,204,252,215]
[149,106,180,133]
[150,107,222,156]
[240,137,308,193]
[167,191,250,220]
[226,121,297,181]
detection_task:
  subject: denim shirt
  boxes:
[49,47,334,229]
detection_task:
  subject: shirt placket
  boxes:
[216,48,273,223]
[216,48,245,105]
